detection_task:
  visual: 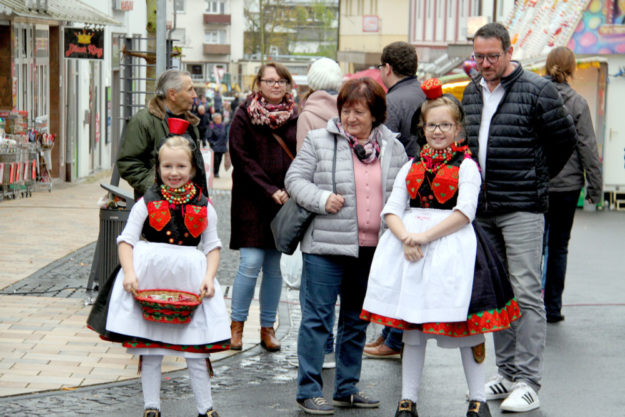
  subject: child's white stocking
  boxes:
[141,355,163,411]
[401,337,426,402]
[461,346,486,402]
[187,357,213,414]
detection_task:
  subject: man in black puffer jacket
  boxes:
[462,23,577,414]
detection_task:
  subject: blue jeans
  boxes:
[296,247,375,400]
[381,326,403,351]
[543,190,580,319]
[231,248,283,327]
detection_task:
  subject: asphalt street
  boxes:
[2,193,624,417]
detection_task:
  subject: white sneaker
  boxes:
[484,374,514,400]
[322,353,336,369]
[500,382,540,412]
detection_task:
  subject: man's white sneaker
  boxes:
[500,382,540,412]
[483,374,514,400]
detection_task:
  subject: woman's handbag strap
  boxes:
[272,132,294,160]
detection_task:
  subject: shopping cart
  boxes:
[0,143,20,200]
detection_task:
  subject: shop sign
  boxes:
[362,15,379,32]
[64,28,104,60]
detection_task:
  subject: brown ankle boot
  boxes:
[230,321,244,350]
[260,326,281,352]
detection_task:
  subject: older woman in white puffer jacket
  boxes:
[285,78,407,415]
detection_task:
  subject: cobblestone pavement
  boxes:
[0,288,302,417]
[1,191,239,298]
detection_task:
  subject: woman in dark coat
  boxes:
[543,47,603,323]
[228,62,298,352]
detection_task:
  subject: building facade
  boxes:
[173,0,245,91]
[337,0,410,73]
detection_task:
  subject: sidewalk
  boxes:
[0,165,256,398]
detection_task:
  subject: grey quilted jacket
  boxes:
[285,118,408,257]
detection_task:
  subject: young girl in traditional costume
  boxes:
[361,79,519,417]
[88,123,230,417]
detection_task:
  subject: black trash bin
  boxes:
[87,184,135,290]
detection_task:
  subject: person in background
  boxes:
[117,69,207,199]
[228,62,298,352]
[296,58,343,151]
[286,78,407,415]
[213,89,223,114]
[207,113,228,178]
[222,101,232,126]
[461,23,577,413]
[378,41,427,158]
[230,93,240,114]
[366,41,427,360]
[543,46,603,324]
[197,105,211,148]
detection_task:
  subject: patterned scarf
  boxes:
[247,91,295,130]
[336,121,381,164]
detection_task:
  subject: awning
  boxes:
[0,0,121,26]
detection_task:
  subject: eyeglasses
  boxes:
[376,63,386,70]
[472,53,503,64]
[261,79,288,87]
[424,122,455,133]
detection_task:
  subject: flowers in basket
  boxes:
[132,289,205,324]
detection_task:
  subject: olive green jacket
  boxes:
[117,96,200,197]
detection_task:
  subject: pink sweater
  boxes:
[352,154,383,247]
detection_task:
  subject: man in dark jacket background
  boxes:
[117,69,205,199]
[462,23,577,413]
[363,41,427,361]
[378,41,426,159]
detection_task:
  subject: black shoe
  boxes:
[547,314,565,323]
[144,409,161,417]
[467,400,492,417]
[333,391,380,408]
[395,399,418,416]
[296,397,334,415]
[199,409,220,417]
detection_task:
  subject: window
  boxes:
[205,0,225,14]
[188,64,204,80]
[205,30,226,44]
[174,0,184,12]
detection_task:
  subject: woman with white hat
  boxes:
[296,58,344,151]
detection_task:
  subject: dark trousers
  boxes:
[213,152,224,176]
[296,247,375,399]
[544,190,580,319]
[381,326,403,351]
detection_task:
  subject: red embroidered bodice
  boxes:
[406,143,473,210]
[141,184,209,246]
